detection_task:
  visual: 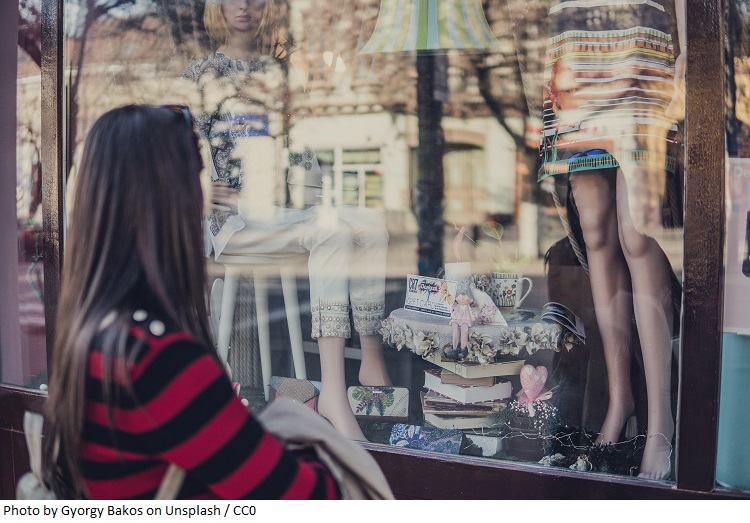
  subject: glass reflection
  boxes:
[4,0,47,388]
[57,0,689,481]
[718,0,750,492]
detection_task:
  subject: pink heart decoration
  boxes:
[519,365,548,401]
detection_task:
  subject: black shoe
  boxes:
[444,346,459,359]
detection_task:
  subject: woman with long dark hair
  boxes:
[45,105,342,499]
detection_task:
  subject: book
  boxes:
[540,301,586,344]
[421,390,505,417]
[423,369,512,404]
[440,370,495,387]
[425,352,525,378]
[424,412,500,430]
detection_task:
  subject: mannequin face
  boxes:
[221,0,267,35]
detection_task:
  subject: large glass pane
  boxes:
[61,0,686,482]
[717,0,750,492]
[1,0,47,389]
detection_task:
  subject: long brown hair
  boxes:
[46,105,212,498]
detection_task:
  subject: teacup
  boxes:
[492,272,533,309]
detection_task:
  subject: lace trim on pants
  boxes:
[311,302,350,339]
[352,301,385,337]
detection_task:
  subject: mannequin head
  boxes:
[204,0,277,45]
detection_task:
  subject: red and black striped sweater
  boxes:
[81,312,341,499]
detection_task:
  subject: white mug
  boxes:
[492,272,533,309]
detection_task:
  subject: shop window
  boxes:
[1,1,46,389]
[54,0,687,483]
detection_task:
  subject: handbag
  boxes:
[16,411,186,500]
[269,376,321,410]
[257,397,395,500]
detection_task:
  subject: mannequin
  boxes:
[184,0,392,440]
[539,0,686,479]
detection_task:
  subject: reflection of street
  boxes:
[16,263,46,387]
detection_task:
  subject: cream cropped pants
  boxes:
[217,205,388,339]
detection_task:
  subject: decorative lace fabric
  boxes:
[180,52,283,255]
[311,302,351,339]
[352,301,386,337]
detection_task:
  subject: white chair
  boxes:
[211,254,308,400]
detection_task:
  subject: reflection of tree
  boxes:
[471,0,549,211]
[151,0,210,55]
[67,0,138,166]
[18,0,41,67]
[17,2,43,221]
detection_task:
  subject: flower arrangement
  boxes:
[477,221,531,274]
[499,399,561,435]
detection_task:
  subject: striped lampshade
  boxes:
[359,0,500,54]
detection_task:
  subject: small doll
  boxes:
[445,282,474,360]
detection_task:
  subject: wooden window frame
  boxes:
[1,0,745,499]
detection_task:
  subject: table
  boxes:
[381,307,578,365]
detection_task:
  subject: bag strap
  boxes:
[154,464,186,500]
[23,411,186,500]
[23,412,46,483]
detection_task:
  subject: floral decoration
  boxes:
[477,304,498,324]
[472,273,493,295]
[465,331,498,365]
[382,316,577,364]
[413,331,440,359]
[499,398,561,436]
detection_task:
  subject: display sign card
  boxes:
[404,274,457,318]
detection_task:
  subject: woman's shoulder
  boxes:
[95,309,207,362]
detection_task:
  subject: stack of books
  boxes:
[421,369,512,430]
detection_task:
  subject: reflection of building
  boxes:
[54,3,528,235]
[287,0,522,231]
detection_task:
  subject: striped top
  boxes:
[539,0,679,180]
[80,314,341,500]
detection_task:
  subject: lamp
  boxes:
[359,0,500,54]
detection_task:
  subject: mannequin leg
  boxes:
[359,335,393,386]
[569,172,635,445]
[340,207,393,388]
[317,336,366,441]
[616,170,674,479]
